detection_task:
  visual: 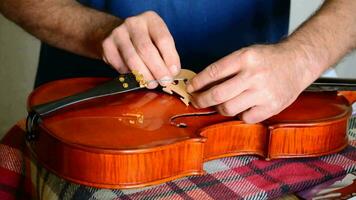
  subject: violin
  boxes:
[25,70,356,189]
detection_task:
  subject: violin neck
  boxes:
[306,77,356,91]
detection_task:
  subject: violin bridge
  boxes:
[162,69,196,106]
[131,69,197,106]
[162,85,191,106]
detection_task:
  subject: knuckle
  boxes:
[124,16,139,27]
[211,88,224,104]
[241,48,261,65]
[193,97,204,108]
[220,104,235,116]
[189,78,200,91]
[239,70,251,81]
[156,36,173,47]
[112,25,126,35]
[242,112,259,124]
[101,38,111,49]
[124,16,134,23]
[145,10,158,17]
[137,41,153,56]
[252,71,268,85]
[207,63,221,79]
[143,10,158,18]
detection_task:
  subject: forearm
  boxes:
[0,0,122,58]
[283,0,356,79]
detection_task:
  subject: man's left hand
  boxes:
[186,44,319,123]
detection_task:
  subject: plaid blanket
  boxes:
[1,117,355,200]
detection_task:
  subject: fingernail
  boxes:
[147,81,158,89]
[169,65,179,76]
[102,56,108,64]
[159,76,172,86]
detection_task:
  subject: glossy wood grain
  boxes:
[26,78,354,189]
[200,122,267,160]
[28,128,205,188]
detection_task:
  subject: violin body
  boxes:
[26,77,355,189]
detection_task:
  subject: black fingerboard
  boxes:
[306,77,356,91]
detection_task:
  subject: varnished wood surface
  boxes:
[339,90,356,104]
[26,78,353,188]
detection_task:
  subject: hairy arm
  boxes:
[0,0,122,58]
[285,0,356,78]
[0,0,180,86]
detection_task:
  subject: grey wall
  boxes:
[289,0,356,78]
[0,0,355,138]
[0,15,39,137]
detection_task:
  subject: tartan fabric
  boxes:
[0,117,355,200]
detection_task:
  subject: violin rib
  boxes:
[28,129,205,189]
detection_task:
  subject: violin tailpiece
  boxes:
[132,70,148,88]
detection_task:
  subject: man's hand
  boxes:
[102,11,180,88]
[187,0,356,124]
[187,44,318,123]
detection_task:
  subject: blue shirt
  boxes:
[35,0,290,87]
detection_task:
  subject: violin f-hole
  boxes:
[169,111,217,128]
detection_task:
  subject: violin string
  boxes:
[146,78,187,84]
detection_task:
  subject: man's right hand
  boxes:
[102,11,181,88]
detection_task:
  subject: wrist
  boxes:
[269,40,323,94]
[89,17,122,58]
[277,38,327,83]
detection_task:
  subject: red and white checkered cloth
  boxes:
[1,118,355,200]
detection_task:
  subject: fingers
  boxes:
[187,51,242,93]
[216,90,259,117]
[240,106,271,124]
[192,74,249,108]
[215,91,276,124]
[129,18,173,86]
[112,26,158,88]
[102,39,129,73]
[148,15,181,76]
[101,11,180,89]
[189,45,307,124]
